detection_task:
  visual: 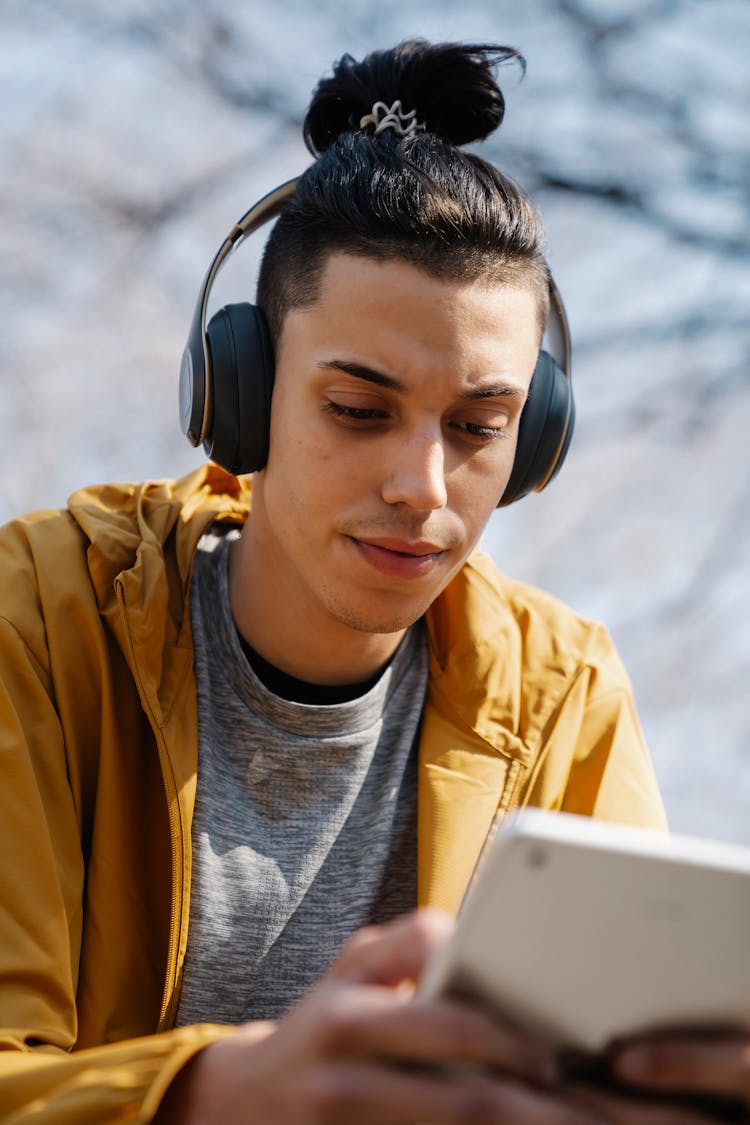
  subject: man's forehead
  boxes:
[291,252,528,323]
[274,258,541,406]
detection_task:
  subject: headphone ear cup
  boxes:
[203,303,275,474]
[498,350,575,507]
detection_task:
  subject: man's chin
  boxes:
[319,558,462,635]
[323,593,433,637]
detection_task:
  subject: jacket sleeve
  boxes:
[0,609,235,1124]
[523,622,668,830]
[0,1025,233,1125]
[0,500,233,1125]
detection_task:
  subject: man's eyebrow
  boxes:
[317,359,404,392]
[318,359,527,402]
[459,383,528,403]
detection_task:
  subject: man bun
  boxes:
[259,36,549,357]
[303,39,525,156]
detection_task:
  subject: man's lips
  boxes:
[356,536,444,556]
[349,536,446,578]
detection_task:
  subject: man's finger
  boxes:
[310,1061,603,1125]
[327,908,455,987]
[313,985,557,1086]
[613,1038,750,1102]
[568,1082,717,1125]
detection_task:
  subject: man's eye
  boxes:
[324,401,387,422]
[452,420,509,440]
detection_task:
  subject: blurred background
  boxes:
[2,0,749,840]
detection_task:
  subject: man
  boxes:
[5,39,720,1125]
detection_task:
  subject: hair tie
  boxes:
[359,99,425,137]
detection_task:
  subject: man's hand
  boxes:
[562,1034,750,1124]
[614,1035,750,1106]
[157,909,604,1124]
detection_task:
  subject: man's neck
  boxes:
[228,526,406,686]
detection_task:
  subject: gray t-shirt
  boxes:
[176,531,429,1025]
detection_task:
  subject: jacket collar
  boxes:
[66,465,533,769]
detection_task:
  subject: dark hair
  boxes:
[257,39,549,342]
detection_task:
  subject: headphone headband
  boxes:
[180,178,300,447]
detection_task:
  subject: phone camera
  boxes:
[525,845,549,869]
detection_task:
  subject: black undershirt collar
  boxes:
[237,631,387,705]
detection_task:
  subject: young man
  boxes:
[9,39,736,1125]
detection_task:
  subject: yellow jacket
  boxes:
[0,466,666,1122]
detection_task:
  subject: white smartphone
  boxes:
[421,809,750,1055]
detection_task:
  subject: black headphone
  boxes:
[180,177,575,507]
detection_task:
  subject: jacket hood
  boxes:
[67,465,250,724]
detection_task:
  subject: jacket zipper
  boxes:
[115,579,183,1031]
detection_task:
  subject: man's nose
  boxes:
[381,430,448,512]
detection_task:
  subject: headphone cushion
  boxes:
[204,303,275,474]
[499,350,575,507]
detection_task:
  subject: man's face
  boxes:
[247,252,541,642]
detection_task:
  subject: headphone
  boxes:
[180,177,575,507]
